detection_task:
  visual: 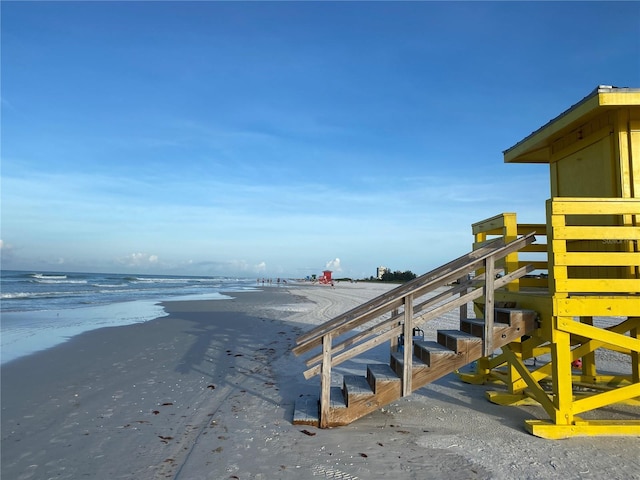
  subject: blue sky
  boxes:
[2,1,639,279]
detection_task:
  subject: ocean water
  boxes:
[0,270,258,364]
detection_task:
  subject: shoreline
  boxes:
[2,284,639,479]
[0,285,280,366]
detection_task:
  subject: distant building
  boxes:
[376,266,389,280]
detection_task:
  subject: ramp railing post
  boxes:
[390,308,400,353]
[402,295,414,396]
[458,274,470,322]
[484,255,495,357]
[320,332,332,428]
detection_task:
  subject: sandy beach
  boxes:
[2,282,639,480]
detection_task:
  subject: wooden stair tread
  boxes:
[438,329,483,341]
[414,340,459,355]
[460,318,511,338]
[344,374,374,396]
[494,307,537,326]
[390,350,429,368]
[367,363,401,383]
[414,340,460,366]
[438,329,482,354]
[461,318,510,328]
[293,397,319,426]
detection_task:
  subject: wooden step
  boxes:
[413,340,460,366]
[367,363,401,396]
[437,330,482,353]
[292,396,319,426]
[460,316,538,350]
[344,374,374,404]
[390,344,473,391]
[330,373,396,426]
[390,350,435,389]
[460,318,511,338]
[389,350,430,382]
[495,307,538,327]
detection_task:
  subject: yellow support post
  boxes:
[632,318,639,384]
[550,318,574,426]
[579,317,597,378]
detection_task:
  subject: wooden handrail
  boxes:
[293,234,535,357]
[303,278,482,367]
[294,237,507,348]
[294,233,536,379]
[301,263,534,379]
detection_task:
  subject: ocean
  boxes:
[0,270,259,364]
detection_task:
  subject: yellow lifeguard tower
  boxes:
[466,85,640,438]
[293,86,639,438]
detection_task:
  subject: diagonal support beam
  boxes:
[556,318,640,353]
[500,346,556,417]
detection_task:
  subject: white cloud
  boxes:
[0,240,15,263]
[325,257,342,272]
[117,252,160,267]
[225,259,268,274]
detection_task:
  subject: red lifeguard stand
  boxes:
[319,270,333,284]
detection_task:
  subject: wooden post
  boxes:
[484,255,495,357]
[390,308,399,353]
[402,295,413,396]
[458,274,469,322]
[320,332,332,428]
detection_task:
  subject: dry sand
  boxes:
[1,282,639,479]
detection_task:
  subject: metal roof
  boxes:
[503,85,640,164]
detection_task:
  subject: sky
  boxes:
[2,1,639,279]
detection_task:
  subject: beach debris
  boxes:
[152,410,160,415]
[158,435,173,444]
[161,402,173,406]
[359,453,368,458]
[300,429,316,436]
[207,384,216,390]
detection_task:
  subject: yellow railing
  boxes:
[468,198,640,438]
[472,213,548,290]
[546,197,640,296]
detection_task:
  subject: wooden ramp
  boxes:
[292,233,538,428]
